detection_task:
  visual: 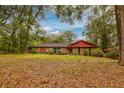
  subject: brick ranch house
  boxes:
[29,40,98,55]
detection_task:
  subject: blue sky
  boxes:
[39,10,90,40]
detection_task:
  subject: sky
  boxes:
[39,10,91,40]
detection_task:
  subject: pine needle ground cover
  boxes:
[0,54,123,88]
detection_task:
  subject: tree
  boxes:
[0,5,124,64]
[61,30,76,43]
[45,30,76,43]
[0,6,46,53]
[53,5,124,64]
[54,6,89,24]
[115,6,124,65]
[87,6,117,51]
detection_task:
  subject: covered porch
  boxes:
[68,47,93,55]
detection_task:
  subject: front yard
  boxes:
[0,54,124,88]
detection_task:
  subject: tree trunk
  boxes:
[115,6,124,65]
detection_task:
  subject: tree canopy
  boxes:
[0,5,118,54]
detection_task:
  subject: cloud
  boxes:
[39,10,91,39]
[42,26,60,35]
[50,30,60,35]
[42,26,53,31]
[76,35,86,40]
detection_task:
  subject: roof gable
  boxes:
[68,40,97,48]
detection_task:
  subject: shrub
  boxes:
[105,50,119,59]
[91,48,104,57]
[31,48,37,53]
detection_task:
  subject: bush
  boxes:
[31,48,37,53]
[105,50,119,59]
[91,48,104,57]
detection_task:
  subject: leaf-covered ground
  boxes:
[0,54,123,88]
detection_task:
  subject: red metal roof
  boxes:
[68,40,97,48]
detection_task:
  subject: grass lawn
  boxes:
[0,54,124,88]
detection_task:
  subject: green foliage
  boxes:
[0,5,118,56]
[54,5,118,52]
[105,50,119,59]
[54,6,89,24]
[86,6,118,50]
[31,48,37,53]
[62,30,76,43]
[50,30,76,43]
[91,48,104,57]
[52,48,61,54]
[0,6,46,53]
